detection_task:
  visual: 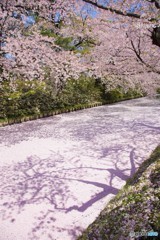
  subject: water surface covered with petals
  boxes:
[0,97,160,240]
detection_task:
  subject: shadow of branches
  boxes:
[0,145,141,239]
[0,97,160,239]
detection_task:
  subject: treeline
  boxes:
[0,75,143,121]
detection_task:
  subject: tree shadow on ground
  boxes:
[0,146,139,240]
[0,97,159,239]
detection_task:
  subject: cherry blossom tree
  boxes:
[80,0,160,48]
[0,0,160,95]
[0,0,87,90]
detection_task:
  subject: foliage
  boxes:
[0,79,56,119]
[0,75,144,122]
[55,36,75,50]
[56,75,104,108]
[73,38,95,55]
[157,88,160,94]
[40,28,57,38]
[104,89,123,102]
[104,87,143,103]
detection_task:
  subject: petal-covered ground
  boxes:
[78,146,160,240]
[0,97,160,240]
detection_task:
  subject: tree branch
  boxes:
[82,0,141,18]
[82,0,159,21]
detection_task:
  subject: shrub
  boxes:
[0,79,56,119]
[104,89,123,103]
[56,75,104,108]
[0,74,143,122]
[104,87,142,103]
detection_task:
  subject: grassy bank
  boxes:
[78,146,160,240]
